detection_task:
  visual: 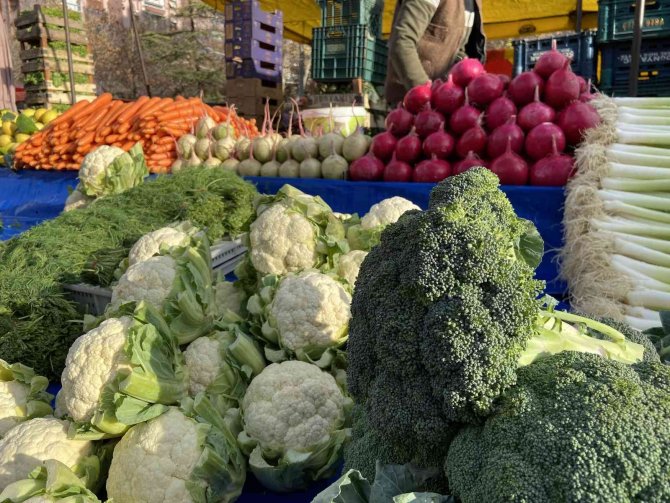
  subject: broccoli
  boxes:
[583,314,661,363]
[446,352,670,502]
[347,169,646,462]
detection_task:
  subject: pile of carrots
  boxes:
[14,93,260,173]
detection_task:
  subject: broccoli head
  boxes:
[446,352,670,503]
[584,315,661,363]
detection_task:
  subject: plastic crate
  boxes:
[226,77,283,99]
[225,39,282,64]
[598,37,670,96]
[311,24,387,84]
[62,283,112,316]
[598,0,670,43]
[211,240,247,275]
[225,19,283,45]
[224,0,283,27]
[226,58,282,81]
[512,30,597,80]
[317,0,384,37]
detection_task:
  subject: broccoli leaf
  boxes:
[514,218,544,270]
[15,114,37,135]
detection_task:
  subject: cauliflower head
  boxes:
[212,280,246,318]
[0,382,30,436]
[360,197,420,230]
[184,337,222,396]
[128,227,191,266]
[63,188,93,212]
[60,317,133,423]
[336,250,368,288]
[241,361,348,454]
[249,203,318,276]
[270,272,351,354]
[0,418,94,489]
[109,256,176,312]
[0,361,53,437]
[78,146,125,196]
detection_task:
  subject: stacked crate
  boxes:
[225,0,283,121]
[597,0,670,96]
[15,5,96,107]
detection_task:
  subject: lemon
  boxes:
[0,135,11,147]
[34,108,47,122]
[2,121,16,136]
[41,110,59,124]
[35,122,44,131]
[21,108,36,118]
[7,143,17,154]
[14,133,30,143]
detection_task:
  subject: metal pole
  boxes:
[629,0,646,96]
[61,0,77,104]
[128,0,152,97]
[575,0,583,33]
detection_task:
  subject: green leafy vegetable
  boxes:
[14,115,37,135]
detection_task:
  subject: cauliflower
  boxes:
[335,250,368,289]
[238,361,351,492]
[127,225,192,266]
[78,144,148,198]
[106,396,246,503]
[184,337,221,396]
[0,418,94,489]
[63,187,93,212]
[347,197,420,251]
[212,280,246,318]
[109,256,177,312]
[0,360,53,437]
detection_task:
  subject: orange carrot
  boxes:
[117,96,150,123]
[50,98,93,126]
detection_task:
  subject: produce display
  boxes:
[0,107,61,163]
[562,95,670,331]
[14,94,258,173]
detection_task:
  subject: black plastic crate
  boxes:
[311,24,387,84]
[513,30,597,81]
[224,0,283,27]
[599,37,670,96]
[317,0,384,36]
[598,0,670,43]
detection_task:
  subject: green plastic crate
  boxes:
[598,0,670,43]
[317,0,384,36]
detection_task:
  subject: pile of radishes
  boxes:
[366,41,601,185]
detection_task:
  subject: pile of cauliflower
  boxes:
[0,185,420,502]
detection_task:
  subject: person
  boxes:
[385,0,486,105]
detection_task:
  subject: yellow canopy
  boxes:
[206,0,599,44]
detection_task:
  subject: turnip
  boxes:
[213,137,236,161]
[487,117,524,159]
[486,96,517,131]
[415,109,445,139]
[261,159,280,177]
[544,60,580,109]
[319,132,344,159]
[252,102,276,163]
[403,82,432,114]
[456,120,487,158]
[431,74,465,115]
[384,153,413,182]
[292,137,318,162]
[212,109,235,140]
[395,128,423,164]
[195,116,216,139]
[413,155,451,183]
[170,159,184,173]
[450,58,485,88]
[490,139,529,185]
[371,131,398,163]
[322,153,348,179]
[222,158,239,172]
[530,137,575,186]
[237,142,261,176]
[450,91,481,135]
[185,149,202,168]
[300,157,322,178]
[235,137,251,160]
[203,156,221,168]
[557,101,601,145]
[194,138,211,160]
[423,126,455,160]
[276,138,291,163]
[525,122,566,161]
[343,129,372,162]
[386,104,415,137]
[177,134,197,160]
[453,151,488,175]
[349,153,384,181]
[508,71,544,107]
[279,159,300,178]
[518,86,556,132]
[534,40,568,79]
[467,73,504,107]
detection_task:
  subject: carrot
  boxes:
[117,123,132,134]
[156,135,175,145]
[137,97,172,119]
[50,98,93,126]
[77,131,95,146]
[117,96,150,123]
[148,153,170,161]
[82,102,114,132]
[71,94,113,124]
[105,134,120,143]
[121,141,136,151]
[95,101,126,133]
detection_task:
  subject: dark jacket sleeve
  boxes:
[388,0,437,89]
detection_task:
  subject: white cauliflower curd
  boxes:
[360,197,420,229]
[127,226,191,266]
[335,250,368,289]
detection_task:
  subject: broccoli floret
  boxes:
[446,352,670,502]
[584,315,661,363]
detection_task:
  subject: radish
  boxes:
[467,73,504,107]
[404,82,432,114]
[222,158,239,172]
[279,159,300,178]
[456,120,487,158]
[486,96,517,131]
[289,99,318,162]
[371,131,399,163]
[321,140,349,179]
[260,158,280,177]
[450,92,481,135]
[318,132,344,159]
[235,137,251,161]
[423,127,455,160]
[534,40,568,79]
[497,74,511,89]
[518,86,556,132]
[300,158,322,178]
[384,153,413,182]
[576,76,588,94]
[525,122,566,161]
[487,117,524,159]
[386,104,415,137]
[490,139,529,185]
[349,153,385,181]
[545,60,580,109]
[450,58,485,87]
[413,155,451,182]
[395,128,423,164]
[453,151,488,175]
[508,71,544,107]
[557,101,601,146]
[343,129,372,162]
[580,80,597,102]
[431,74,465,115]
[432,79,444,92]
[415,109,445,139]
[237,141,262,176]
[530,137,575,186]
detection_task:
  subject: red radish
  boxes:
[404,82,432,114]
[349,153,384,181]
[530,137,575,186]
[508,71,544,107]
[395,128,423,164]
[450,92,481,134]
[467,73,504,106]
[557,101,601,145]
[432,79,444,92]
[518,86,556,132]
[415,109,445,138]
[450,58,485,87]
[423,127,455,160]
[456,121,487,157]
[413,155,451,182]
[497,74,511,88]
[580,79,597,102]
[370,131,398,163]
[534,40,568,79]
[487,117,524,159]
[431,74,465,115]
[576,76,588,94]
[453,151,488,175]
[545,60,580,109]
[525,122,566,161]
[490,139,529,185]
[384,153,413,182]
[385,104,414,137]
[486,96,517,130]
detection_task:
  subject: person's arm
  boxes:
[389,0,438,89]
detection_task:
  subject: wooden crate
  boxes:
[20,47,93,64]
[25,90,95,107]
[25,81,96,94]
[226,77,283,100]
[14,6,86,30]
[17,24,88,46]
[23,61,95,78]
